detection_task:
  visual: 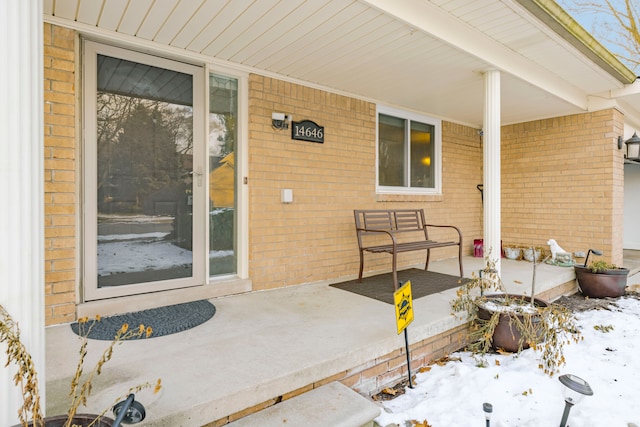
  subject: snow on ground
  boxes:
[98,232,169,241]
[98,239,193,275]
[375,296,640,427]
[98,234,232,275]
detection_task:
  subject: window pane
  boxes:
[209,73,238,276]
[410,121,435,188]
[97,55,193,106]
[378,114,406,187]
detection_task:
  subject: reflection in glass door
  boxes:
[208,73,238,276]
[84,43,204,300]
[96,55,194,287]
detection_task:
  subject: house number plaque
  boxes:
[291,120,324,143]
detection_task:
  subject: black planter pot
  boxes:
[14,414,114,427]
[574,265,629,298]
[477,294,548,353]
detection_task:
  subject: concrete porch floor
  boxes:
[44,254,640,426]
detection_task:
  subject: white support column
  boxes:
[483,70,501,273]
[1,1,45,425]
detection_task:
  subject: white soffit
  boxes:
[43,0,634,126]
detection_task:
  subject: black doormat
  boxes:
[330,269,468,304]
[70,300,216,341]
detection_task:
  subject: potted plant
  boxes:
[451,251,582,375]
[1,305,161,427]
[503,245,522,260]
[573,249,629,298]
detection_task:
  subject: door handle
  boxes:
[190,168,204,187]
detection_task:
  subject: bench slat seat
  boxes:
[354,209,463,289]
[363,240,458,253]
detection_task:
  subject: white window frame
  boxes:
[376,105,442,195]
[203,65,250,281]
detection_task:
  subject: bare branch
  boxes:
[558,0,640,72]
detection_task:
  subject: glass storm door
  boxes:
[83,43,205,300]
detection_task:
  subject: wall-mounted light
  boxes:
[624,131,640,161]
[272,112,291,130]
[558,374,593,427]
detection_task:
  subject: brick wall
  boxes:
[43,23,77,326]
[501,110,625,265]
[40,59,484,321]
[341,323,469,395]
[247,75,483,290]
[40,24,624,324]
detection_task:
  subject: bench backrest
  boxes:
[354,209,426,233]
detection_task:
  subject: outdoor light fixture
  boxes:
[624,132,640,161]
[272,112,291,130]
[558,374,593,427]
[583,248,603,267]
[483,402,493,427]
[112,393,146,425]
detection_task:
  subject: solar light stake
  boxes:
[483,402,493,427]
[112,393,146,426]
[559,398,574,427]
[558,374,593,427]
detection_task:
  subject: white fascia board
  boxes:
[359,0,588,110]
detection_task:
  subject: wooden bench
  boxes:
[354,209,463,289]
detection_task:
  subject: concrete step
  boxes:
[226,382,381,427]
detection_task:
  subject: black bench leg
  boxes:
[426,247,464,278]
[392,252,399,291]
[425,249,431,272]
[358,250,365,282]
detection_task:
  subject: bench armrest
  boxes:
[355,227,399,247]
[424,224,463,242]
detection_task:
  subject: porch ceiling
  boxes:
[44,0,638,127]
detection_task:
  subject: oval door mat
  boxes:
[70,300,216,340]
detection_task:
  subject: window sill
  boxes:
[376,193,444,203]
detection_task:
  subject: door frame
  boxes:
[82,41,207,301]
[205,64,250,283]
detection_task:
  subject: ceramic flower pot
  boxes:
[574,265,629,298]
[476,294,548,353]
[14,414,114,427]
[523,248,541,263]
[504,247,521,260]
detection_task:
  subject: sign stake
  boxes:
[404,328,414,389]
[394,280,415,389]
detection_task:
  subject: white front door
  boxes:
[83,42,206,300]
